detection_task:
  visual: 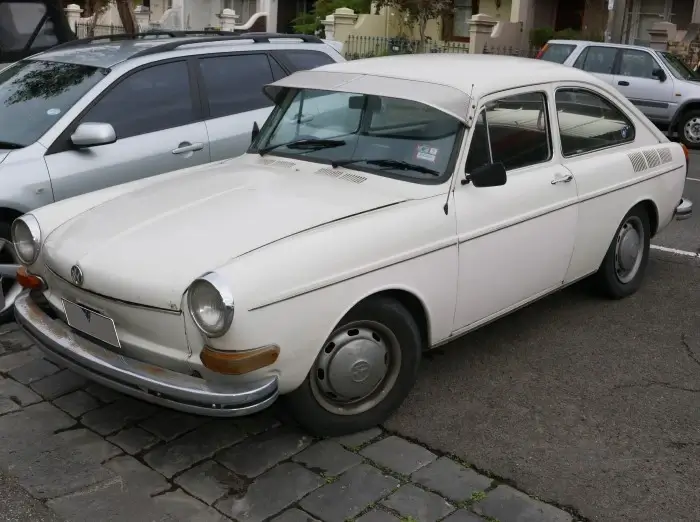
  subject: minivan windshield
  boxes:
[657,51,699,81]
[253,88,464,184]
[0,59,105,147]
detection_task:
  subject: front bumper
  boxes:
[14,291,278,417]
[675,198,693,221]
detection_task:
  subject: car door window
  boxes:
[576,46,618,75]
[555,88,635,156]
[199,53,275,119]
[466,92,551,172]
[80,60,194,139]
[278,50,336,72]
[0,1,57,51]
[618,49,659,79]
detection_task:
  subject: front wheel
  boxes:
[593,206,651,299]
[0,221,22,324]
[283,296,422,437]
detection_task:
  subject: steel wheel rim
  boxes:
[310,320,402,416]
[684,117,700,144]
[614,215,644,284]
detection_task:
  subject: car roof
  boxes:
[28,34,337,69]
[547,39,664,52]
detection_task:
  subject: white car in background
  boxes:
[12,54,692,436]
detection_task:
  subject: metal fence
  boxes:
[481,43,540,58]
[344,34,469,60]
[74,22,126,38]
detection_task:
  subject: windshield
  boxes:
[253,88,465,184]
[657,51,699,81]
[0,59,105,147]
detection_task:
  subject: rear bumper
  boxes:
[675,198,693,221]
[14,291,278,417]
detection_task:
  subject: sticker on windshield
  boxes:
[415,145,438,163]
[47,108,61,116]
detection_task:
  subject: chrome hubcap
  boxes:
[684,117,700,143]
[311,321,402,416]
[614,216,644,284]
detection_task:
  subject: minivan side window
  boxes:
[278,50,336,72]
[574,46,618,75]
[198,53,276,119]
[555,88,635,156]
[618,49,660,80]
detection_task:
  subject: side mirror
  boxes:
[251,121,260,143]
[71,122,116,148]
[465,162,507,188]
[652,68,667,82]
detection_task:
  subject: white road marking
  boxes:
[686,177,700,182]
[651,244,699,257]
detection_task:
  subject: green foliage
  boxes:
[529,26,604,48]
[292,0,373,36]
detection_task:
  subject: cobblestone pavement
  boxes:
[0,323,580,522]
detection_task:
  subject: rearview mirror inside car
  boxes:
[652,68,667,82]
[70,122,117,148]
[465,162,507,188]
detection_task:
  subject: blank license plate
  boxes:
[62,299,120,349]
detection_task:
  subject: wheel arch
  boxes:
[634,198,659,237]
[671,101,700,133]
[0,207,25,235]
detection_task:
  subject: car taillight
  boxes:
[535,43,548,59]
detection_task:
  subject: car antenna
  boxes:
[443,83,475,216]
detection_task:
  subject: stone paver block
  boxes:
[292,440,362,476]
[299,464,400,522]
[271,508,321,522]
[333,427,383,450]
[356,509,401,522]
[53,390,100,417]
[174,459,247,505]
[216,462,323,522]
[360,436,437,475]
[85,383,122,403]
[473,485,573,522]
[381,484,454,522]
[0,376,41,406]
[0,327,34,352]
[0,403,76,455]
[0,396,20,415]
[30,370,87,399]
[154,489,231,521]
[227,410,281,436]
[411,457,493,503]
[217,426,312,478]
[8,358,60,384]
[81,397,158,436]
[144,422,247,478]
[0,347,43,372]
[107,427,160,455]
[441,510,487,522]
[139,410,207,441]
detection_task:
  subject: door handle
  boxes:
[618,80,630,86]
[551,173,574,185]
[172,142,204,155]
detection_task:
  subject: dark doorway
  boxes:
[554,0,585,31]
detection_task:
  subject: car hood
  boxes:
[44,160,407,310]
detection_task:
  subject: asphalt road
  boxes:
[385,154,700,521]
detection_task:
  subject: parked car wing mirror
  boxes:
[652,68,667,82]
[252,121,260,143]
[71,123,117,148]
[465,162,507,188]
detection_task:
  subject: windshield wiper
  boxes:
[331,158,440,176]
[258,138,346,156]
[0,141,25,150]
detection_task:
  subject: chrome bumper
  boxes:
[14,292,278,417]
[675,198,693,221]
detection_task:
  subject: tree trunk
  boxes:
[116,0,138,34]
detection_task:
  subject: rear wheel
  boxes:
[678,110,700,149]
[283,296,422,437]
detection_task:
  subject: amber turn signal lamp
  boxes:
[681,143,690,163]
[200,345,280,375]
[16,266,45,290]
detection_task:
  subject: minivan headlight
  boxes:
[187,272,234,338]
[11,215,41,265]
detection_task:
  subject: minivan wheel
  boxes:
[679,110,700,148]
[283,296,422,437]
[0,221,21,324]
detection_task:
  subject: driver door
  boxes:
[452,87,578,332]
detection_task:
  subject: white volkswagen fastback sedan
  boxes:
[11,54,692,436]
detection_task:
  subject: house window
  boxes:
[222,0,256,21]
[453,0,473,38]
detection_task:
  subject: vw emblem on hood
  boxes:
[71,265,84,286]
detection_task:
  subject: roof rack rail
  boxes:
[47,30,186,51]
[129,32,324,59]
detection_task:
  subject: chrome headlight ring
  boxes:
[11,214,41,265]
[187,272,235,338]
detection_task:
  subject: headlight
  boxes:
[11,215,41,265]
[187,272,234,338]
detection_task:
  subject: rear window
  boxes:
[538,44,576,64]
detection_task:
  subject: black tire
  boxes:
[283,296,422,437]
[678,110,700,149]
[0,221,15,325]
[593,205,651,299]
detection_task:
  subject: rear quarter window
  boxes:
[539,44,576,64]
